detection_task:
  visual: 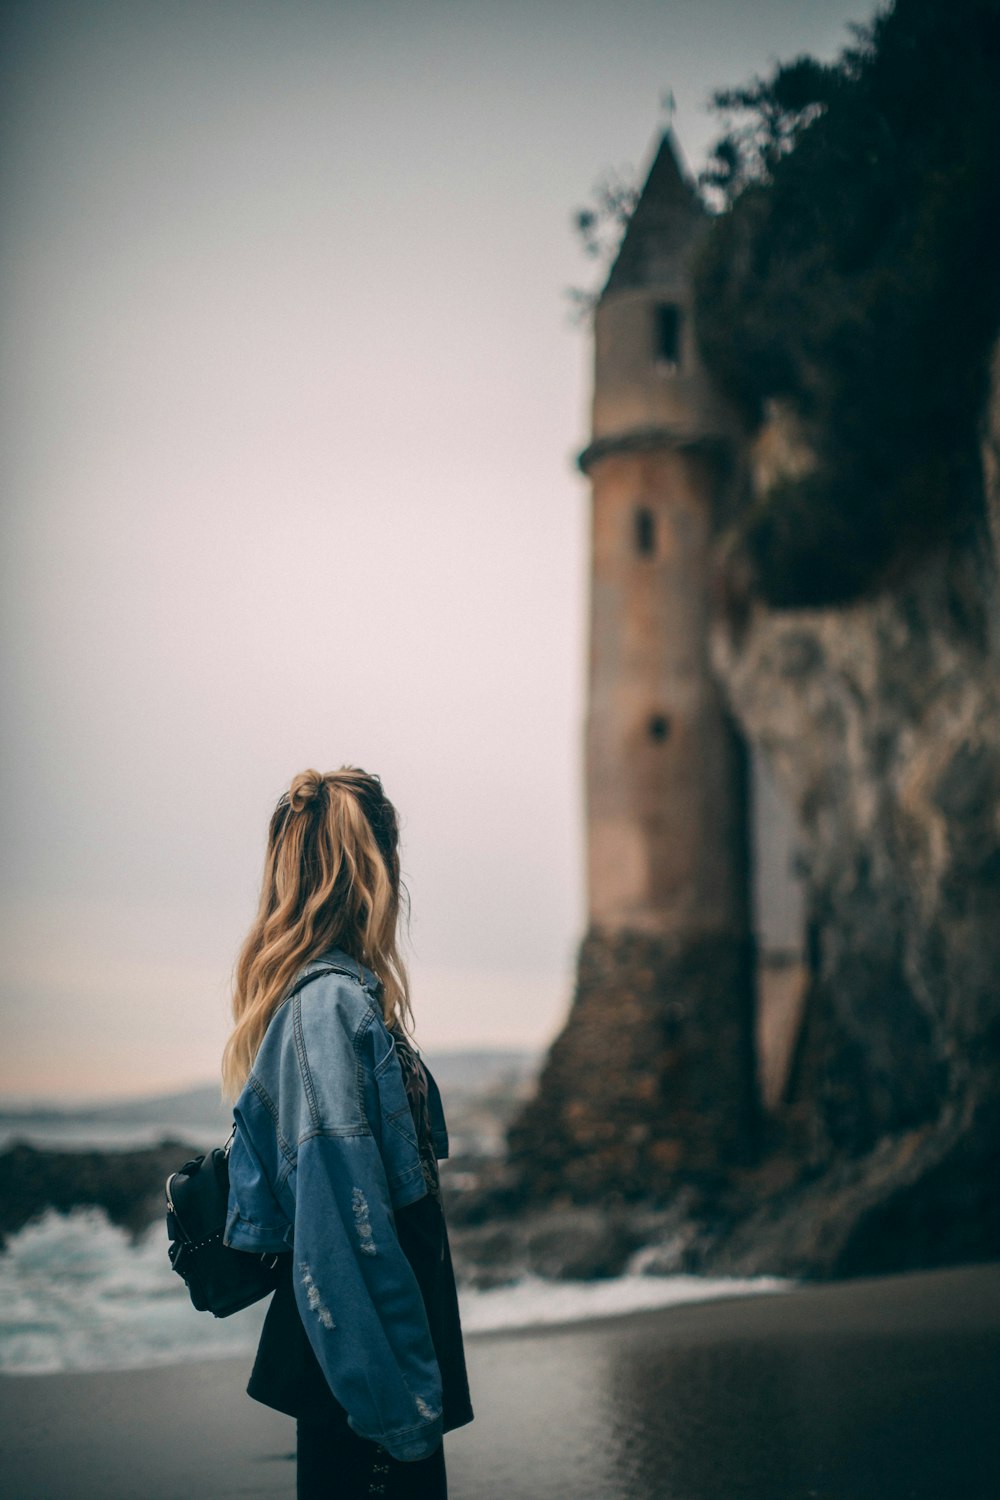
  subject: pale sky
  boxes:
[1,0,873,1100]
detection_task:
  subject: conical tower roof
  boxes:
[602,128,704,297]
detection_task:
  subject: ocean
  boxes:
[0,1204,790,1375]
[0,1087,790,1376]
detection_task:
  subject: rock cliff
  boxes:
[687,344,1000,1273]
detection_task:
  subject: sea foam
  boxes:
[457,1268,792,1335]
[0,1207,267,1374]
[0,1207,791,1375]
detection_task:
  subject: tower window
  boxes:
[634,506,656,556]
[654,303,682,368]
[648,714,671,743]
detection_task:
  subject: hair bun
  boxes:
[288,770,326,812]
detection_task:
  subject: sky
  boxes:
[1,0,876,1101]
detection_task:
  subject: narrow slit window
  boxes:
[634,506,656,556]
[655,303,682,368]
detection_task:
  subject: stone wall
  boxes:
[506,929,756,1202]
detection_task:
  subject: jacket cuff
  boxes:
[224,1208,293,1251]
[348,1411,444,1463]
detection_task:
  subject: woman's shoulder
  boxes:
[288,958,383,1050]
[295,954,386,1026]
[250,958,384,1136]
[252,956,378,1068]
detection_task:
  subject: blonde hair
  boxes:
[221,767,412,1100]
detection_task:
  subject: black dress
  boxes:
[245,1029,473,1498]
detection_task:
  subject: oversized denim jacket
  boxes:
[224,949,449,1462]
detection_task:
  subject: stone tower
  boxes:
[507,130,757,1201]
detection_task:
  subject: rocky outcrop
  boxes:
[714,367,1000,1163]
[670,345,1000,1272]
[703,1091,1000,1280]
[449,1088,1000,1282]
[506,930,757,1202]
[0,1138,199,1247]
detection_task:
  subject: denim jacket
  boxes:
[224,949,450,1462]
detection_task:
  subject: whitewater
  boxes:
[0,1206,790,1376]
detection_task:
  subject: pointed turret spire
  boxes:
[602,128,703,297]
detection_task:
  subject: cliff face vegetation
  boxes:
[695,0,1000,607]
[696,0,1000,1271]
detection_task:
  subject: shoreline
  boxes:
[2,1261,997,1499]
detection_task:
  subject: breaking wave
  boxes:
[0,1207,791,1375]
[456,1268,792,1335]
[0,1208,267,1374]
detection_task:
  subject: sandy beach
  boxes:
[2,1262,998,1500]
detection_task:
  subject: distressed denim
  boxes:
[224,949,449,1463]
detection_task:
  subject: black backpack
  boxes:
[165,1128,282,1318]
[164,964,350,1317]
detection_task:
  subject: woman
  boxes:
[222,768,474,1499]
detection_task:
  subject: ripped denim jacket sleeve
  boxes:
[290,1129,444,1461]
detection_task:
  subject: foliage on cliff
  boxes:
[693,0,1000,606]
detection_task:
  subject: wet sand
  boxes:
[2,1262,998,1499]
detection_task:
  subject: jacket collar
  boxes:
[308,946,383,1002]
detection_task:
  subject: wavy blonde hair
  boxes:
[221,767,412,1100]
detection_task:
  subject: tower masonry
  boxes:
[508,131,757,1201]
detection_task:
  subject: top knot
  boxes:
[288,770,327,812]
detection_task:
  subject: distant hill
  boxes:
[0,1045,543,1174]
[0,1083,230,1152]
[0,1048,539,1118]
[0,1084,229,1128]
[419,1048,540,1094]
[0,1047,542,1153]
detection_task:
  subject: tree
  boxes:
[693,0,1000,606]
